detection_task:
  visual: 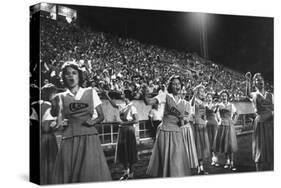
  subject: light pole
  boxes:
[199,13,208,60]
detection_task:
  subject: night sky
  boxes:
[64,4,273,83]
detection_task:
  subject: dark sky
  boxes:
[64,4,273,83]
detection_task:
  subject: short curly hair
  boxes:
[123,89,135,101]
[167,75,183,94]
[219,89,230,99]
[60,61,84,87]
[41,83,57,101]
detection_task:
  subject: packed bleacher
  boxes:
[34,16,273,102]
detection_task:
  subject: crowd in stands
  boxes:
[33,16,273,102]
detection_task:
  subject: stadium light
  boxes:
[189,12,210,60]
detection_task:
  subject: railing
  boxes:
[95,122,119,147]
[96,115,255,147]
[55,115,255,149]
[234,114,255,134]
[96,120,152,147]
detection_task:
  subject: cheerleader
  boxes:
[205,93,219,166]
[104,90,139,180]
[144,75,198,177]
[50,61,111,184]
[191,84,210,174]
[245,72,273,171]
[213,90,238,171]
[40,84,59,184]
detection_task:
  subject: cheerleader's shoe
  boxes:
[198,166,208,175]
[230,164,237,171]
[199,170,209,175]
[119,172,129,180]
[224,163,231,169]
[211,161,220,167]
[224,159,231,169]
[211,157,220,167]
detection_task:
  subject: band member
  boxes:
[213,90,238,171]
[104,90,139,180]
[144,75,198,177]
[191,84,210,174]
[148,103,162,141]
[205,93,219,166]
[40,84,59,184]
[51,61,111,184]
[245,72,273,171]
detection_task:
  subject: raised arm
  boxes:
[245,72,253,99]
[104,90,119,109]
[143,86,159,106]
[190,92,196,106]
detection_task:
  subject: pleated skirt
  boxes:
[115,126,138,165]
[40,133,58,185]
[192,123,211,159]
[51,134,112,184]
[206,121,218,152]
[213,124,238,154]
[147,124,198,177]
[252,118,273,163]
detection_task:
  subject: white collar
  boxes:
[220,102,230,107]
[168,93,183,104]
[65,87,85,100]
[255,90,267,98]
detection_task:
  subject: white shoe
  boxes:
[211,156,219,166]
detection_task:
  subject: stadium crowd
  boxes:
[34,17,272,101]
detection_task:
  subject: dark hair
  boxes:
[41,83,57,101]
[60,61,84,87]
[206,92,213,99]
[152,103,158,109]
[167,75,183,94]
[124,90,135,101]
[219,90,229,99]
